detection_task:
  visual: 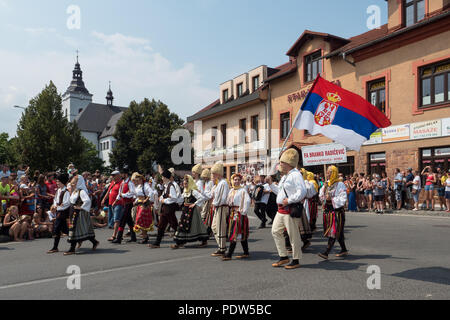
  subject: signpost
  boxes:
[301,143,347,167]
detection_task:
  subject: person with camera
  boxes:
[421,166,436,211]
[318,165,349,260]
[271,148,307,270]
[393,168,404,210]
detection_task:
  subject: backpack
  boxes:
[252,185,264,201]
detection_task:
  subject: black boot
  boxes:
[112,231,123,244]
[126,230,137,243]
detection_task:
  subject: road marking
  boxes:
[0,254,208,290]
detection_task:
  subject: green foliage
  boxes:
[15,81,104,173]
[111,98,184,174]
[0,133,20,167]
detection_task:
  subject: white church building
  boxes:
[62,57,126,167]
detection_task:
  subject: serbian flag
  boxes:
[293,76,391,151]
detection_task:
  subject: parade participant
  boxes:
[113,167,137,244]
[271,149,307,270]
[307,171,319,231]
[149,170,179,248]
[265,175,279,225]
[103,171,123,242]
[222,174,251,261]
[64,175,99,255]
[253,176,271,229]
[192,164,204,191]
[318,165,349,260]
[133,173,156,244]
[210,162,230,257]
[171,175,209,249]
[200,169,214,234]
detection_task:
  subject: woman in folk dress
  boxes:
[133,173,157,244]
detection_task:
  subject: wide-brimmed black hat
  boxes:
[57,173,69,185]
[162,170,172,179]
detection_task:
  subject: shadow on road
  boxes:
[75,248,129,255]
[245,251,279,261]
[0,246,14,251]
[391,267,450,285]
[301,260,367,271]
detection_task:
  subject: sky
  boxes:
[0,0,388,137]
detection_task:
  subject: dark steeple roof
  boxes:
[106,81,114,106]
[65,52,91,96]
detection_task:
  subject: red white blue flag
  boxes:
[294,76,391,151]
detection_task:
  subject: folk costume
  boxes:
[172,175,209,248]
[149,170,179,248]
[65,175,99,255]
[271,149,307,269]
[307,172,319,231]
[319,166,349,259]
[210,162,230,257]
[113,170,137,244]
[200,169,214,237]
[223,174,251,260]
[133,174,157,244]
[47,173,70,254]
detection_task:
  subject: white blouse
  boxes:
[70,189,91,212]
[227,188,251,216]
[319,182,348,209]
[212,179,229,207]
[184,189,206,208]
[135,183,157,203]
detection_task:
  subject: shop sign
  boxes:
[301,143,347,166]
[410,120,441,140]
[363,130,382,145]
[382,124,410,142]
[442,118,450,137]
[435,147,450,156]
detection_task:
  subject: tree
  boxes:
[111,98,184,173]
[16,81,104,172]
[0,133,19,167]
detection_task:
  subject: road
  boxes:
[0,210,449,300]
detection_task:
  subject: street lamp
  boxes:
[13,105,26,110]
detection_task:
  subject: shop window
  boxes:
[420,146,450,172]
[280,112,291,140]
[419,60,450,108]
[368,79,386,114]
[404,0,425,27]
[304,51,322,83]
[368,153,386,176]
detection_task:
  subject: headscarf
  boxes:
[183,175,198,195]
[300,168,307,180]
[231,174,243,190]
[328,166,340,187]
[74,175,89,194]
[307,171,319,192]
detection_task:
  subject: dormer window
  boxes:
[252,75,260,92]
[237,83,243,97]
[304,51,322,83]
[222,89,229,103]
[404,0,425,27]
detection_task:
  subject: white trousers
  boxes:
[271,212,302,261]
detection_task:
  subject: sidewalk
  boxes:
[344,207,450,218]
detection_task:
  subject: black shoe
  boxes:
[318,253,329,260]
[126,238,137,243]
[301,241,311,252]
[125,231,131,237]
[284,260,300,269]
[112,238,122,244]
[258,223,266,229]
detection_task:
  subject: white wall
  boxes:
[99,136,116,167]
[62,92,92,122]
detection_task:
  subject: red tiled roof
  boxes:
[189,99,220,120]
[265,61,298,82]
[286,30,349,57]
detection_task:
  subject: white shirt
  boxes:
[413,176,421,190]
[227,187,251,216]
[70,189,91,212]
[195,179,204,194]
[160,182,178,205]
[202,180,214,200]
[445,178,450,192]
[213,178,230,207]
[117,178,136,201]
[270,183,279,195]
[53,187,71,211]
[135,183,157,203]
[257,183,271,204]
[276,168,307,206]
[319,182,348,209]
[184,189,206,207]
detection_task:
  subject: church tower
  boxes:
[62,52,93,122]
[106,81,114,106]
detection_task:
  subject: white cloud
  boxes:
[0,30,217,137]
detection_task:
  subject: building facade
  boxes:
[188,0,450,179]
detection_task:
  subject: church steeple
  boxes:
[106,81,114,106]
[65,50,90,95]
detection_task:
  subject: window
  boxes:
[78,108,83,114]
[237,83,243,97]
[252,76,260,92]
[239,118,247,144]
[368,153,386,176]
[420,60,450,108]
[211,126,217,149]
[420,146,450,172]
[251,115,259,142]
[280,112,291,140]
[220,124,227,148]
[304,51,322,83]
[223,89,229,103]
[112,141,116,149]
[368,79,386,114]
[404,0,425,27]
[106,141,109,150]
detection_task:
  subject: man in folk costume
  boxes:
[307,171,320,231]
[113,167,137,244]
[210,162,230,257]
[47,173,71,254]
[192,164,204,192]
[149,170,179,248]
[318,165,349,260]
[171,175,209,249]
[132,173,157,244]
[222,173,251,261]
[271,149,307,270]
[200,168,214,237]
[64,175,99,255]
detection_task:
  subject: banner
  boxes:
[410,120,441,140]
[442,118,450,137]
[382,124,410,142]
[301,143,347,166]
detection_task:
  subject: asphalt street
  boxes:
[0,210,449,300]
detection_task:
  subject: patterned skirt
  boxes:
[227,209,249,242]
[308,196,318,221]
[323,205,345,239]
[134,203,154,233]
[298,207,312,240]
[202,200,214,228]
[174,206,209,244]
[68,209,95,242]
